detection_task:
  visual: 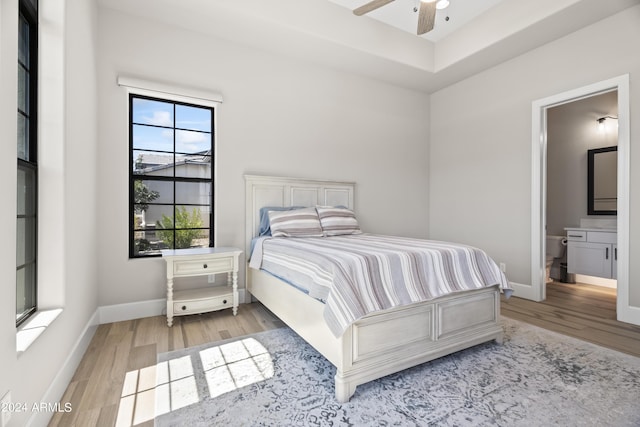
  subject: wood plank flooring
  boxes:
[501,281,640,356]
[49,282,639,426]
[48,303,284,427]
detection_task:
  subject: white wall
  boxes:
[0,0,21,419]
[96,7,430,307]
[0,0,99,426]
[546,91,618,235]
[430,7,640,301]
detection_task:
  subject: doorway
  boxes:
[529,74,636,325]
[546,91,618,296]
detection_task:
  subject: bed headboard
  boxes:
[244,174,355,256]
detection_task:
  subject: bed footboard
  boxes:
[248,268,503,402]
[333,285,502,402]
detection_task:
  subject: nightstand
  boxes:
[161,247,243,327]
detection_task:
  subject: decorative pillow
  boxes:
[316,206,362,236]
[268,207,324,238]
[258,206,304,236]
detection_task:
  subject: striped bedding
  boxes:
[250,234,512,337]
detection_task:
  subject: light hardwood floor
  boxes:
[49,283,639,426]
[501,281,640,356]
[48,303,285,427]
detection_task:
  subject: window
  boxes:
[17,0,38,326]
[129,94,214,258]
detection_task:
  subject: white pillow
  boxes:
[268,207,324,238]
[316,206,362,236]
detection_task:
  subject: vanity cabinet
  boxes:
[565,228,617,280]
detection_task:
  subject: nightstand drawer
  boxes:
[173,257,234,276]
[173,288,233,315]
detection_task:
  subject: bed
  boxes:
[244,174,510,402]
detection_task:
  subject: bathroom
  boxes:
[545,90,618,292]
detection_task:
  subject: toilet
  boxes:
[546,235,567,283]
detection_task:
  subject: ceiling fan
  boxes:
[353,0,450,35]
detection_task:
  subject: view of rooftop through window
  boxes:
[130,95,214,257]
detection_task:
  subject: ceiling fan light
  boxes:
[436,0,450,9]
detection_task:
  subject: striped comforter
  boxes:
[249,234,511,337]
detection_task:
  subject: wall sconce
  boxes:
[597,116,618,132]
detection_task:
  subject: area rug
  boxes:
[155,318,640,426]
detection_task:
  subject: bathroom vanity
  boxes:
[565,227,617,279]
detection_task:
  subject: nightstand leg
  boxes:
[232,270,238,316]
[167,277,174,327]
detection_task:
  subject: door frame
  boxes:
[530,74,637,325]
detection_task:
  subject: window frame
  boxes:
[128,93,216,259]
[16,0,39,327]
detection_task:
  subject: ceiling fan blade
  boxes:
[417,1,436,35]
[353,0,395,16]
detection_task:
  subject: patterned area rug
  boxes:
[155,318,640,426]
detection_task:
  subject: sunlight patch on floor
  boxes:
[115,337,273,426]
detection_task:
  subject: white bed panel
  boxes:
[437,290,498,340]
[351,304,434,363]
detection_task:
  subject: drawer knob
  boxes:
[203,263,208,268]
[181,305,187,311]
[223,299,227,304]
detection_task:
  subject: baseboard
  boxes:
[574,274,617,289]
[98,289,248,324]
[27,310,100,427]
[618,304,640,325]
[98,298,166,324]
[504,281,536,300]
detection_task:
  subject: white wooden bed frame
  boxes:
[244,174,503,402]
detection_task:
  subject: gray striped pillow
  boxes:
[268,207,324,238]
[316,206,362,236]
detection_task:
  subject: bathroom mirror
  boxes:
[588,146,617,215]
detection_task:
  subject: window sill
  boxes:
[16,308,63,356]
